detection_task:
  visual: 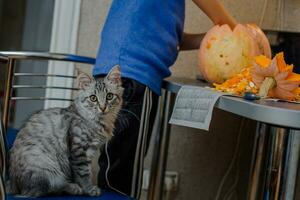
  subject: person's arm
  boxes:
[179,0,238,50]
[192,0,237,29]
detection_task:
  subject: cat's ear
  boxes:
[77,70,92,90]
[106,65,121,85]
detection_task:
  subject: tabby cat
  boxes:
[8,66,124,197]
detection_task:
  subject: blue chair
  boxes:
[0,52,135,200]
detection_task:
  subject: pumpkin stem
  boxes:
[258,77,276,98]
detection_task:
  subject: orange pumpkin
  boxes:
[245,24,272,58]
[251,53,300,100]
[199,24,271,83]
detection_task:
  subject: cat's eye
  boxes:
[89,95,98,102]
[106,93,114,100]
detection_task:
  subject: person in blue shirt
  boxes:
[94,0,237,198]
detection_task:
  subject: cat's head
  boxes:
[75,66,124,120]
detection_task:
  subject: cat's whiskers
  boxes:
[122,102,142,106]
[119,108,140,122]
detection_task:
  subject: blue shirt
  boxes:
[93,0,185,95]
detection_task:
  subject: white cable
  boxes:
[105,141,127,196]
[259,0,268,27]
[214,119,244,200]
[165,190,171,200]
[278,0,281,29]
[276,0,284,30]
[225,190,236,200]
[120,108,140,122]
[280,0,285,30]
[0,175,5,200]
[224,161,240,200]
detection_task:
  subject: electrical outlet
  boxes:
[142,170,150,190]
[142,169,179,191]
[165,171,179,191]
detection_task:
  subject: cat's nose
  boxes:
[99,105,106,112]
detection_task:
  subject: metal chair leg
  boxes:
[0,175,5,200]
[2,58,15,130]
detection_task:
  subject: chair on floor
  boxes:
[0,51,134,200]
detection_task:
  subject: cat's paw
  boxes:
[87,186,101,196]
[65,183,83,195]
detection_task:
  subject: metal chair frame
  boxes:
[0,51,96,130]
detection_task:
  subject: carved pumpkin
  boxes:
[251,53,300,100]
[214,52,300,101]
[245,24,272,58]
[199,24,271,83]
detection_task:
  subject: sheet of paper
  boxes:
[169,86,225,131]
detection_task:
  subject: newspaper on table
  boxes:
[169,86,225,131]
